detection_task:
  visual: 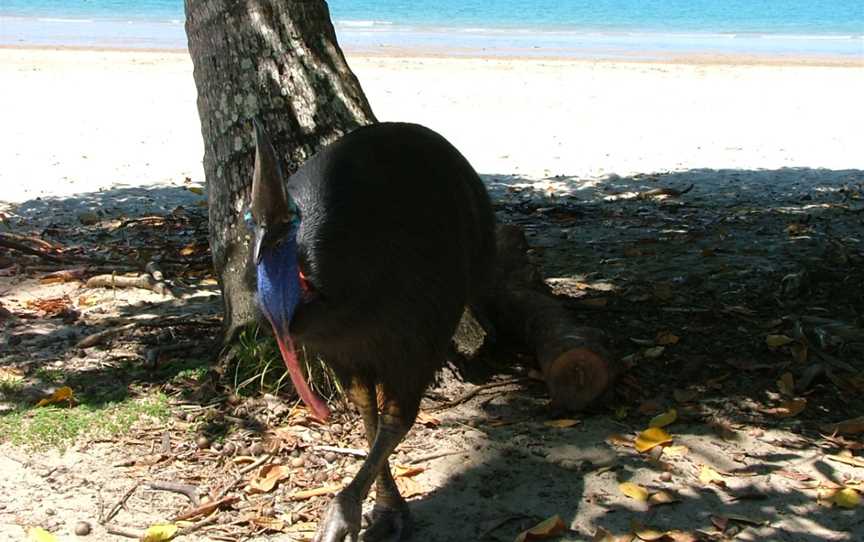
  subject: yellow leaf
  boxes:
[619,482,649,501]
[777,372,795,396]
[766,334,794,348]
[648,409,677,429]
[544,419,580,428]
[634,427,673,453]
[631,521,668,541]
[648,490,680,506]
[655,331,680,346]
[36,386,74,407]
[28,528,58,542]
[186,186,204,195]
[141,524,178,542]
[698,465,726,486]
[514,515,566,542]
[830,488,861,508]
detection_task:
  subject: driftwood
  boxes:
[86,273,173,296]
[487,225,620,411]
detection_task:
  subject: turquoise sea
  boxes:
[1,0,862,58]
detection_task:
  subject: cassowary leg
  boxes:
[314,385,414,542]
[347,382,411,541]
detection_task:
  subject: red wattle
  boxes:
[274,333,331,422]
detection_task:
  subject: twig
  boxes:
[635,183,694,200]
[76,323,136,348]
[104,525,144,539]
[0,233,64,263]
[146,481,201,507]
[311,445,367,458]
[102,481,140,524]
[176,512,222,536]
[172,496,237,522]
[429,378,526,411]
[407,449,466,465]
[213,454,272,501]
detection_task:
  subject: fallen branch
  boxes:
[101,481,140,524]
[86,273,173,296]
[146,481,200,507]
[311,445,367,458]
[407,449,466,465]
[212,454,272,501]
[636,183,694,200]
[428,378,525,412]
[76,323,136,348]
[0,233,64,263]
[176,513,222,537]
[288,484,341,501]
[104,525,144,539]
[172,496,237,522]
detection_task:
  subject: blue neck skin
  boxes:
[256,234,302,336]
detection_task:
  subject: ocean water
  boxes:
[1,0,862,58]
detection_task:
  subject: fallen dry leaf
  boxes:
[416,412,440,427]
[544,419,580,429]
[643,346,665,359]
[592,527,634,542]
[777,372,795,396]
[395,476,425,498]
[631,521,667,541]
[36,386,74,407]
[655,331,680,346]
[393,465,425,478]
[821,416,864,435]
[649,409,677,429]
[634,428,673,453]
[826,454,864,468]
[767,398,807,418]
[662,445,689,457]
[619,482,649,502]
[699,465,726,487]
[514,515,566,542]
[247,464,290,494]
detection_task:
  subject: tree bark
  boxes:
[184,0,376,342]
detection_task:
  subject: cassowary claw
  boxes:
[313,492,362,542]
[361,503,412,542]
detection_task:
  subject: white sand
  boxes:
[1,47,862,205]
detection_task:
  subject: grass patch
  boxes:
[0,392,170,449]
[34,367,66,383]
[231,325,344,403]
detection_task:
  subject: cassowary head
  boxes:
[246,119,330,421]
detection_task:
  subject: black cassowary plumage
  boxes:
[248,121,495,542]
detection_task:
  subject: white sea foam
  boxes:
[36,17,95,24]
[335,20,393,28]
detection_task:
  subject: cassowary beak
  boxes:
[252,224,267,265]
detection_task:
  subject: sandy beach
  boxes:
[1,46,862,206]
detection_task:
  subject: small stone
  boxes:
[75,521,92,536]
[249,442,265,456]
[221,442,236,456]
[314,471,328,483]
[211,441,222,452]
[324,452,337,463]
[290,456,305,468]
[196,435,211,449]
[659,472,673,482]
[45,508,56,516]
[329,424,342,434]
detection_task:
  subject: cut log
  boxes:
[488,224,620,411]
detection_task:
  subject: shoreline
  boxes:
[2,43,862,68]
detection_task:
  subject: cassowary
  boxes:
[247,119,495,542]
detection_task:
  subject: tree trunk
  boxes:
[184,0,376,343]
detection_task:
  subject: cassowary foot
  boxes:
[361,503,412,542]
[313,492,362,542]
